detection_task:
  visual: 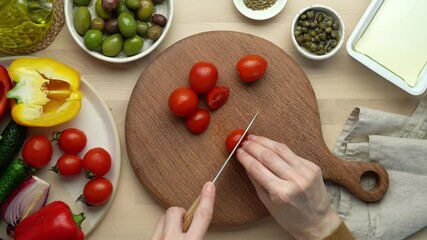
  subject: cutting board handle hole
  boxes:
[360,171,380,192]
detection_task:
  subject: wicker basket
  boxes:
[0,0,65,55]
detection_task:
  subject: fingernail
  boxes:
[237,148,244,154]
[242,140,249,146]
[248,134,256,140]
[204,182,214,192]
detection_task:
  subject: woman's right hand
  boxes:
[236,135,342,240]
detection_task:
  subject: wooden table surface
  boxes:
[7,0,426,239]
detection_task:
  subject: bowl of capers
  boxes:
[65,0,173,63]
[291,5,345,60]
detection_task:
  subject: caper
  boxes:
[317,49,325,55]
[319,32,327,41]
[295,26,302,31]
[309,43,317,52]
[298,20,303,26]
[316,13,324,22]
[303,34,311,42]
[331,30,338,39]
[306,10,315,19]
[300,14,307,20]
[314,35,320,43]
[319,22,326,29]
[301,27,308,33]
[296,36,303,44]
[309,30,316,37]
[302,21,310,27]
[316,28,323,34]
[317,44,324,51]
[325,27,332,33]
[147,24,162,41]
[91,17,105,31]
[332,23,339,30]
[309,21,317,29]
[294,30,302,37]
[327,46,332,52]
[74,7,91,36]
[330,40,338,48]
[326,20,333,27]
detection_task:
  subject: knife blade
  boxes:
[182,111,259,232]
[212,110,259,184]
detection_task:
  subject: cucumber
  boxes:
[0,120,26,174]
[0,159,30,203]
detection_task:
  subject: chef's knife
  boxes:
[182,111,259,232]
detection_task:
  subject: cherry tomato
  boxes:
[189,62,218,94]
[168,87,199,117]
[82,177,113,206]
[51,154,83,177]
[22,135,53,169]
[58,128,87,154]
[83,147,112,178]
[236,54,268,83]
[225,129,248,153]
[185,108,210,134]
[206,86,229,110]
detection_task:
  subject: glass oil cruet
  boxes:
[0,0,54,50]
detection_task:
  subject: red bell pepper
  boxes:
[0,65,11,120]
[14,201,85,240]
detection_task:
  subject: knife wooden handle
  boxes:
[183,195,201,232]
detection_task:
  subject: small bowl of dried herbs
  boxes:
[291,5,345,60]
[233,0,287,20]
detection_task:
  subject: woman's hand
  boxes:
[236,135,342,240]
[151,182,216,240]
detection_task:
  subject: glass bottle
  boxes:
[0,0,54,50]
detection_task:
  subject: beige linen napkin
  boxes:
[326,96,427,240]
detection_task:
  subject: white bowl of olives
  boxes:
[65,0,173,63]
[291,5,345,60]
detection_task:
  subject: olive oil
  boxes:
[0,0,54,49]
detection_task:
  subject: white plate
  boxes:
[64,0,174,63]
[0,57,121,238]
[233,0,287,20]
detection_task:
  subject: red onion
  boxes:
[0,176,50,227]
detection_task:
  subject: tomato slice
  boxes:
[206,86,229,111]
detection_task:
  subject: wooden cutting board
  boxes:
[125,31,389,227]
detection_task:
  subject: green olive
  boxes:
[118,12,137,37]
[125,0,141,9]
[96,0,112,19]
[136,21,150,37]
[137,0,154,21]
[74,7,91,36]
[91,17,105,31]
[124,35,144,56]
[147,24,162,41]
[102,33,123,57]
[84,29,103,50]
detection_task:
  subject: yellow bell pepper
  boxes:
[6,58,83,127]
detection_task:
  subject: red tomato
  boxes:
[58,128,87,154]
[0,65,11,120]
[236,55,268,83]
[168,87,199,117]
[51,154,83,177]
[22,135,53,169]
[185,108,210,134]
[225,129,248,153]
[189,62,218,94]
[206,86,229,110]
[83,147,112,178]
[82,177,113,206]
